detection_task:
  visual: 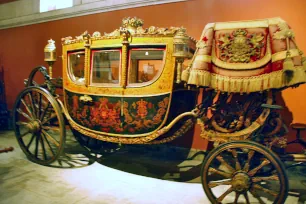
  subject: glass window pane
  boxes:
[128,49,164,84]
[91,50,120,84]
[68,51,85,84]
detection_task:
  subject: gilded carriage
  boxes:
[13,17,306,203]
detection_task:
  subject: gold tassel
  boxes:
[181,67,190,82]
[283,57,294,84]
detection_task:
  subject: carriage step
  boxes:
[280,154,306,162]
[261,104,283,109]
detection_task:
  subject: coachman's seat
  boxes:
[182,17,306,93]
[183,17,306,145]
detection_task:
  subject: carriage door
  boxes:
[121,45,168,135]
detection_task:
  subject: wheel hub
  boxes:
[26,120,41,133]
[231,172,251,192]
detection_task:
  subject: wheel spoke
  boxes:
[16,121,28,126]
[244,192,250,204]
[41,113,57,125]
[216,155,235,173]
[248,158,270,176]
[208,167,231,178]
[252,183,278,197]
[27,92,37,118]
[252,174,279,183]
[243,150,255,172]
[17,108,32,121]
[38,93,42,119]
[42,126,60,132]
[20,130,31,138]
[249,188,266,204]
[42,132,55,158]
[40,102,50,121]
[40,135,47,160]
[230,149,241,170]
[42,130,59,147]
[217,186,233,202]
[26,134,36,149]
[21,99,35,119]
[208,179,232,188]
[34,134,39,158]
[234,192,240,204]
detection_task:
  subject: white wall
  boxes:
[0,0,186,29]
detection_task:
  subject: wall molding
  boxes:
[0,0,186,30]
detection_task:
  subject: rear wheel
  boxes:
[13,87,65,165]
[201,141,288,204]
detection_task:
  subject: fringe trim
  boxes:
[186,66,306,92]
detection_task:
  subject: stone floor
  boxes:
[0,130,306,204]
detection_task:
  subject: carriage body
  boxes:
[60,18,197,144]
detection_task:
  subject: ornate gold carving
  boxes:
[198,94,272,143]
[104,29,121,38]
[92,31,101,38]
[147,119,195,144]
[79,94,93,103]
[61,36,73,44]
[218,29,264,63]
[62,17,193,45]
[212,36,271,70]
[122,17,144,34]
[82,31,91,47]
[273,22,295,40]
[198,118,261,143]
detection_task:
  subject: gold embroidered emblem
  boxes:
[218,29,264,63]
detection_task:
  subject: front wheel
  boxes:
[13,87,65,165]
[201,141,288,204]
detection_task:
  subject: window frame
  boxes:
[90,48,122,87]
[127,46,166,88]
[67,50,86,85]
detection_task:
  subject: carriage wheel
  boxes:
[25,66,50,87]
[13,86,65,165]
[201,141,288,204]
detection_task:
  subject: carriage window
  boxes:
[68,51,85,84]
[91,50,120,84]
[128,49,165,84]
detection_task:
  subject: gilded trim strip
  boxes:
[64,87,171,97]
[271,49,300,62]
[195,55,212,63]
[84,47,90,86]
[214,20,268,30]
[212,17,285,31]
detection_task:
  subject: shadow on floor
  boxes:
[95,144,206,183]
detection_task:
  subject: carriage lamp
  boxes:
[173,28,190,83]
[44,39,57,78]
